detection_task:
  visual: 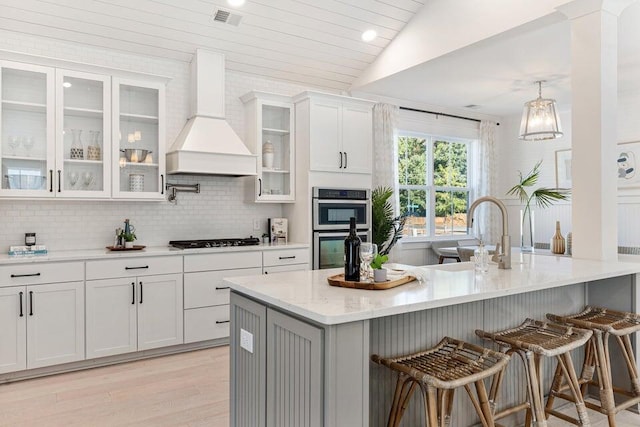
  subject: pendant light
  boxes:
[519,81,563,141]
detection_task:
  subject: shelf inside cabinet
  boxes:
[63,107,104,118]
[120,113,159,124]
[262,127,290,136]
[64,159,103,165]
[262,168,290,174]
[2,100,47,113]
[119,161,159,168]
[2,155,47,162]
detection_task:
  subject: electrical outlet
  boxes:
[240,328,254,353]
[253,219,261,230]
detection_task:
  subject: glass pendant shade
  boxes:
[519,82,563,141]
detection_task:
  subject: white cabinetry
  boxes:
[184,252,262,343]
[241,91,295,202]
[112,78,166,200]
[263,248,310,274]
[0,59,166,200]
[294,91,374,175]
[85,256,182,359]
[0,262,84,374]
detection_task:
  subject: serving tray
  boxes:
[327,273,416,290]
[106,245,146,251]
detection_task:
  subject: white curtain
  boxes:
[372,103,399,208]
[475,120,499,244]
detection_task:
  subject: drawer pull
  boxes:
[29,291,33,316]
[11,273,41,278]
[131,282,135,305]
[19,292,23,317]
[139,282,143,304]
[278,256,296,260]
[215,286,230,290]
[216,320,230,324]
[125,266,149,270]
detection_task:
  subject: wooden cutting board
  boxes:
[327,273,416,290]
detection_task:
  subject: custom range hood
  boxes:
[166,49,257,176]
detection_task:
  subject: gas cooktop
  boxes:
[169,237,260,249]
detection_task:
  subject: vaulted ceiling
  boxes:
[0,0,424,90]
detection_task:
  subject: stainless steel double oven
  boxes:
[312,187,370,270]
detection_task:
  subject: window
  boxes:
[397,133,473,238]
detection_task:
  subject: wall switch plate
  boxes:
[253,219,261,230]
[240,328,254,353]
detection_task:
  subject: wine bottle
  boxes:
[344,217,361,281]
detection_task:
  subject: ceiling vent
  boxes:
[212,8,242,26]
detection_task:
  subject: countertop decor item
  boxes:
[371,186,407,256]
[551,221,566,254]
[106,245,146,251]
[566,232,573,256]
[506,160,569,252]
[327,273,415,290]
[120,219,136,248]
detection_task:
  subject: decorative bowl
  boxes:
[121,149,152,163]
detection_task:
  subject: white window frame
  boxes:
[397,131,475,242]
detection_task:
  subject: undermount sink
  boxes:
[429,262,475,272]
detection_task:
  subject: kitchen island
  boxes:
[226,254,640,427]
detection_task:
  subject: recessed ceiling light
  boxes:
[227,0,245,7]
[62,82,72,88]
[361,29,377,42]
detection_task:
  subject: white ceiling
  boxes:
[2,1,638,116]
[355,3,640,116]
[0,0,424,91]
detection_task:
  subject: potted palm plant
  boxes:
[371,186,407,257]
[506,160,569,251]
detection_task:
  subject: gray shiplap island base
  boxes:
[226,254,640,427]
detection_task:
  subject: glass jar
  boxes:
[70,129,84,159]
[474,242,489,273]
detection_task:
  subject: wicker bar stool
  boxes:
[371,337,510,427]
[546,306,640,426]
[476,319,593,426]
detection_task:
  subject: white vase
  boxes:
[520,209,535,252]
[373,268,387,282]
[124,241,134,248]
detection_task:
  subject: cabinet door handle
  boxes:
[29,291,33,316]
[57,170,61,192]
[258,178,262,197]
[11,273,41,278]
[215,286,230,290]
[279,255,296,260]
[19,291,24,317]
[161,174,164,195]
[216,320,230,324]
[139,282,143,304]
[49,170,53,192]
[125,266,149,270]
[344,152,348,169]
[131,282,135,305]
[339,151,343,168]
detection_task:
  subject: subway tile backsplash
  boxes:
[0,30,329,251]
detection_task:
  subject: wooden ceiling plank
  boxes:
[327,0,416,22]
[293,0,408,31]
[374,0,425,14]
[87,0,378,64]
[2,0,367,79]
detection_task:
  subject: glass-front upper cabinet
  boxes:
[112,78,165,200]
[56,69,111,198]
[0,62,55,197]
[241,91,294,202]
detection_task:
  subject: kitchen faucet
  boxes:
[468,196,511,269]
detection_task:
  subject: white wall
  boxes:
[0,30,325,251]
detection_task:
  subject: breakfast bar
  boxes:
[226,255,640,427]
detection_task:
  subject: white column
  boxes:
[557,0,635,260]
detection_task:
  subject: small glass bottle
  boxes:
[474,241,489,273]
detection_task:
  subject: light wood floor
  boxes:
[0,347,229,427]
[1,346,639,427]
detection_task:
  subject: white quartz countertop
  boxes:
[0,242,309,265]
[225,254,640,325]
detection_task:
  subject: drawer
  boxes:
[263,248,310,267]
[0,261,84,287]
[184,267,262,309]
[184,305,230,343]
[263,264,309,275]
[86,256,182,280]
[184,251,261,273]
